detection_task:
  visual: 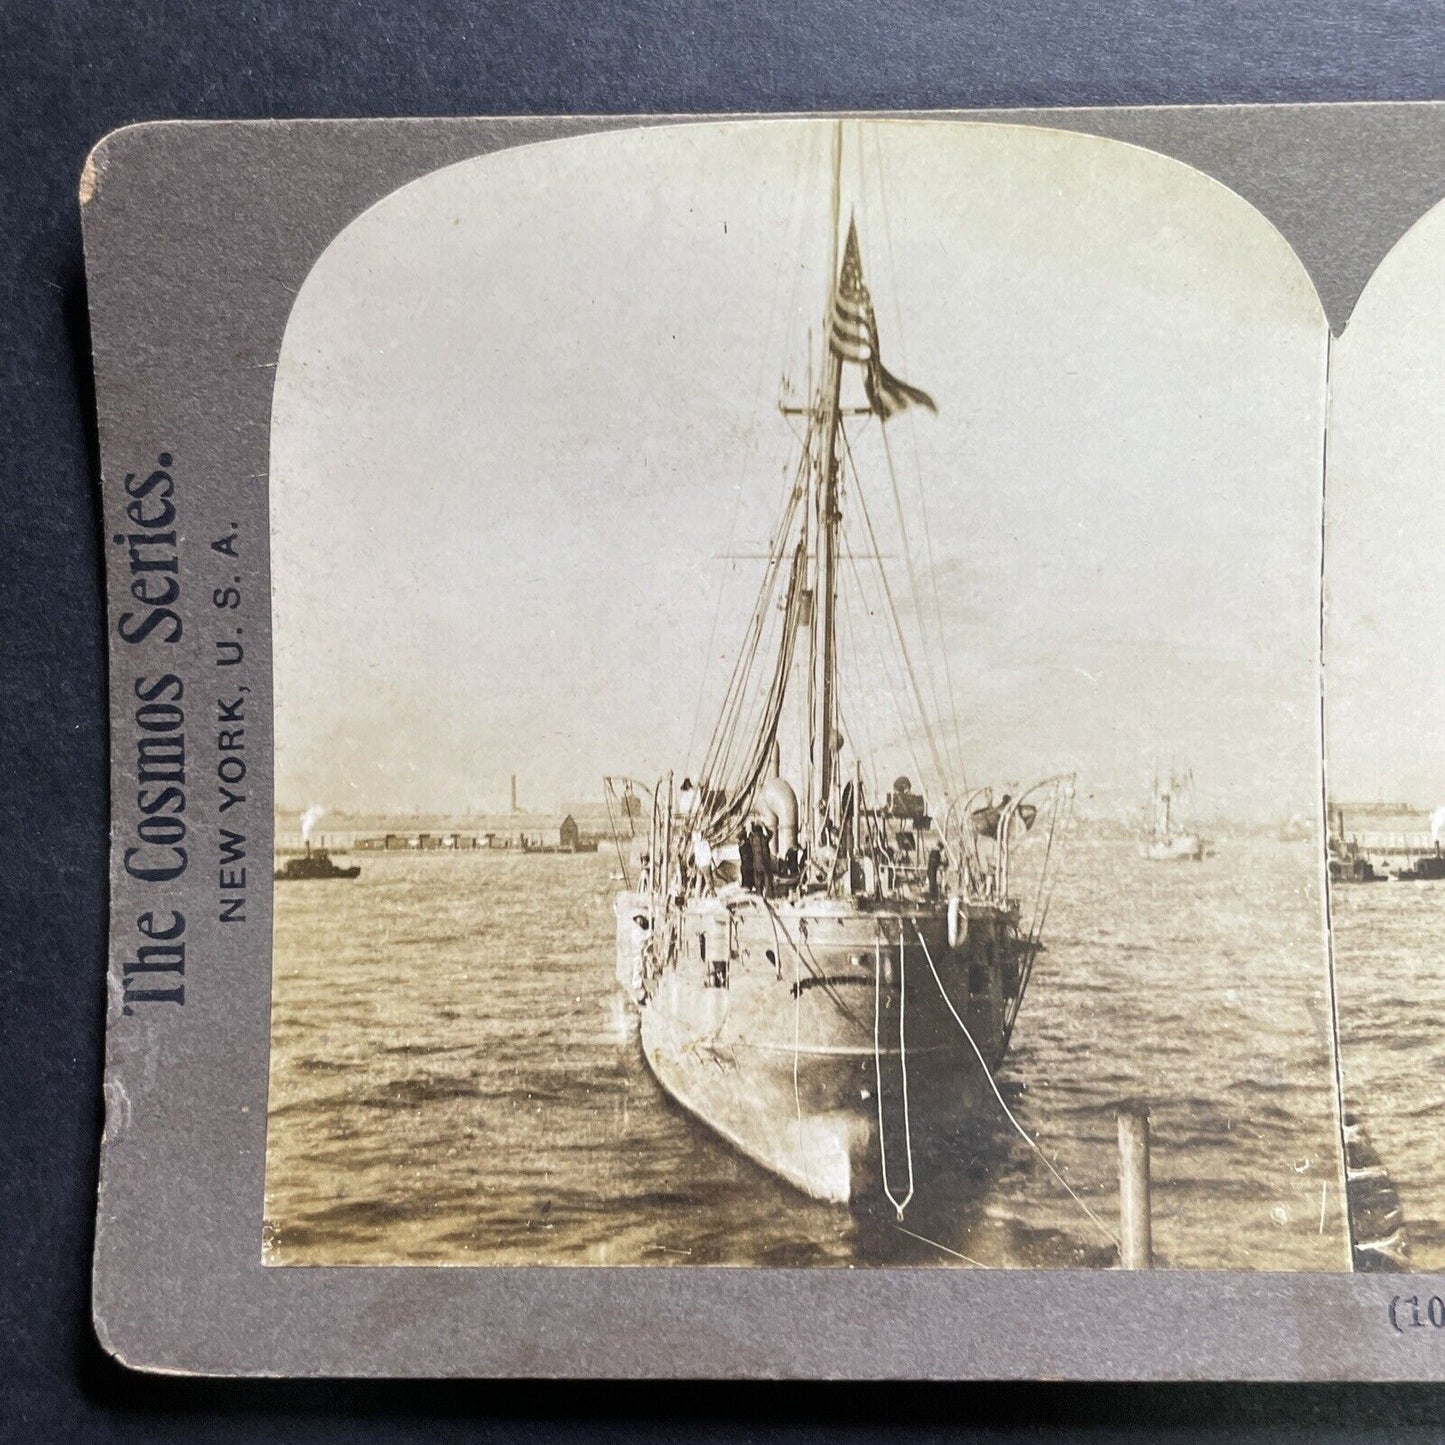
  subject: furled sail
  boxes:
[694,207,944,860]
[699,541,808,843]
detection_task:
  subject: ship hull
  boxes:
[1329,856,1384,883]
[618,891,1021,1205]
[1394,855,1445,881]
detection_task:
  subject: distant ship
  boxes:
[1140,766,1208,862]
[608,122,1070,1210]
[1394,849,1445,882]
[274,843,360,881]
[1326,806,1384,884]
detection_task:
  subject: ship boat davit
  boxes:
[607,123,1070,1211]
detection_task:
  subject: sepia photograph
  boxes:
[1326,191,1445,1274]
[262,117,1344,1271]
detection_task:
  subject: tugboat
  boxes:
[607,122,1070,1211]
[1326,805,1384,883]
[1394,847,1445,882]
[1140,765,1208,862]
[274,842,360,881]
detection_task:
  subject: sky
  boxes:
[1326,196,1445,809]
[270,118,1329,821]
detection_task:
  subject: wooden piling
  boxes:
[1117,1102,1153,1270]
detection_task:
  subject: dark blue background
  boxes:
[4,1,1445,1437]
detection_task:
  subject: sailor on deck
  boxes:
[926,841,944,901]
[737,827,754,891]
[748,821,774,898]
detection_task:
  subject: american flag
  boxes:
[828,219,936,421]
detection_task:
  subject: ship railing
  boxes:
[874,861,925,900]
[651,771,673,914]
[603,775,655,890]
[998,774,1075,1053]
[942,775,1074,904]
[997,774,1073,894]
[943,786,991,877]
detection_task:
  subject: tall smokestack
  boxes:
[510,774,518,813]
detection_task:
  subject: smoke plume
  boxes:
[300,804,326,844]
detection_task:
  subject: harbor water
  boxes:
[265,838,1349,1269]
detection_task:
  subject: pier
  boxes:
[275,809,607,855]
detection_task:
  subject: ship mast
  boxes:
[810,120,847,851]
[688,122,946,866]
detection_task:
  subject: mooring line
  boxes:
[793,937,812,1196]
[873,936,897,1215]
[891,1223,989,1268]
[912,923,1120,1252]
[873,930,915,1221]
[895,931,915,1216]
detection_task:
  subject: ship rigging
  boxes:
[607,122,1073,1210]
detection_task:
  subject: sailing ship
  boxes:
[1140,765,1208,862]
[607,125,1070,1210]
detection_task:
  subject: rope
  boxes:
[697,473,806,798]
[603,783,629,889]
[786,906,813,1197]
[867,126,970,794]
[686,140,822,774]
[874,931,915,1220]
[758,895,864,1027]
[839,427,955,806]
[840,528,929,809]
[891,1223,989,1268]
[700,543,808,843]
[1002,776,1073,1053]
[875,418,965,795]
[701,472,802,777]
[897,930,916,1215]
[912,923,1119,1252]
